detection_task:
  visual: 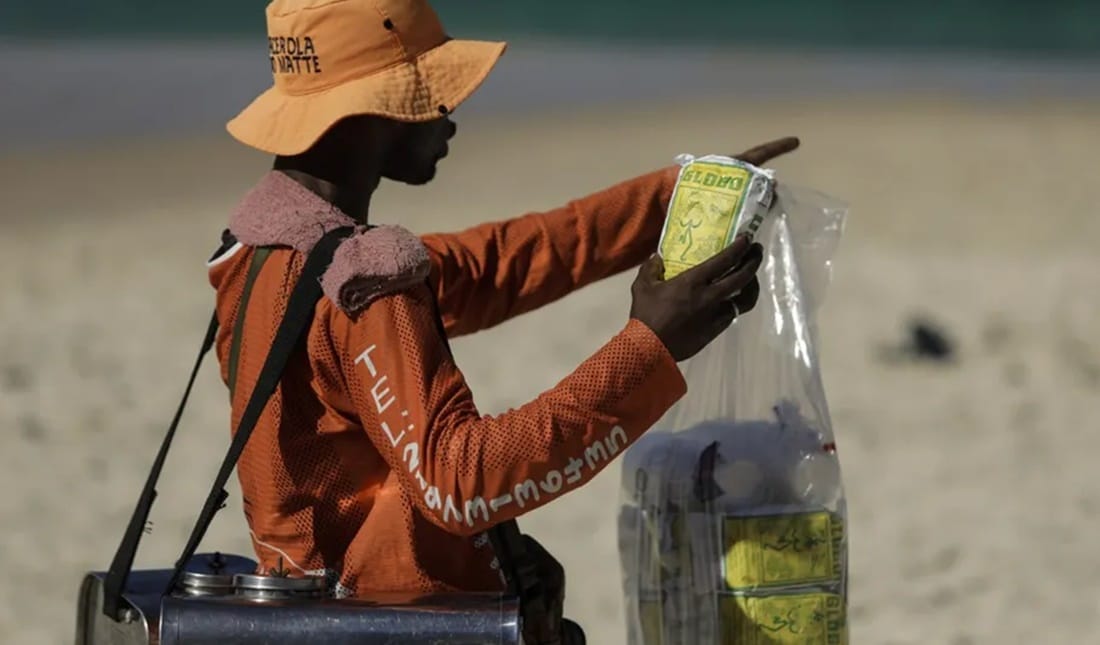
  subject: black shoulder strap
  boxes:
[101,311,219,619]
[97,226,353,618]
[165,226,353,593]
[103,230,251,618]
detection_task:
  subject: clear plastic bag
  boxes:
[619,160,849,644]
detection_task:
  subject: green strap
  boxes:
[227,247,272,395]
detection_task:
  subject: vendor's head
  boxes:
[227,0,506,185]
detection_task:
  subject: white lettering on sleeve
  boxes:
[403,442,420,471]
[464,497,490,527]
[539,470,563,495]
[371,376,396,414]
[564,457,585,485]
[357,349,637,535]
[380,421,405,448]
[605,425,628,455]
[584,441,608,470]
[514,480,540,508]
[424,486,442,510]
[443,495,462,524]
[354,345,379,377]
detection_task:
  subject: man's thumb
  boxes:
[638,254,665,282]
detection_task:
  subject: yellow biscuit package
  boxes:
[722,511,846,591]
[721,590,847,644]
[658,154,777,279]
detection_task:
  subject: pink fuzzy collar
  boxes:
[230,171,430,314]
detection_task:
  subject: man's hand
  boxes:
[731,136,801,166]
[631,235,763,362]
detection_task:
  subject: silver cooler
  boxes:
[76,554,522,645]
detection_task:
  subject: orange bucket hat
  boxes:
[227,0,507,156]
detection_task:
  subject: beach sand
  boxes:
[2,96,1099,643]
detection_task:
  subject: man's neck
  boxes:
[275,168,378,224]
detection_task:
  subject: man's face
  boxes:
[381,116,456,185]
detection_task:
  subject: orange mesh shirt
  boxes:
[207,168,686,596]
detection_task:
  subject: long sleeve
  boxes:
[421,166,678,338]
[334,284,686,536]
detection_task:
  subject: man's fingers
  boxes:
[679,235,752,285]
[732,136,800,166]
[705,297,742,337]
[705,276,760,335]
[706,313,737,341]
[708,244,763,299]
[731,276,761,315]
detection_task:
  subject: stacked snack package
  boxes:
[619,155,849,644]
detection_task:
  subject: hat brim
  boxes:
[227,38,506,156]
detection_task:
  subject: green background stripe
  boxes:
[2,1,1099,56]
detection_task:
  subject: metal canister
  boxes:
[232,573,326,601]
[177,552,258,598]
[178,571,235,598]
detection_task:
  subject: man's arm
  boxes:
[333,284,686,536]
[421,167,678,338]
[420,137,800,339]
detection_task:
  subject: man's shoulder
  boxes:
[223,171,433,315]
[321,224,432,316]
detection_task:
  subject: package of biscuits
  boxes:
[657,154,777,279]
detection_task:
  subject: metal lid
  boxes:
[176,552,258,595]
[232,573,326,592]
[183,552,258,575]
[180,570,234,589]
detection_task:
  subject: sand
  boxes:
[2,96,1100,644]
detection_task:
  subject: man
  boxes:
[211,0,795,620]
